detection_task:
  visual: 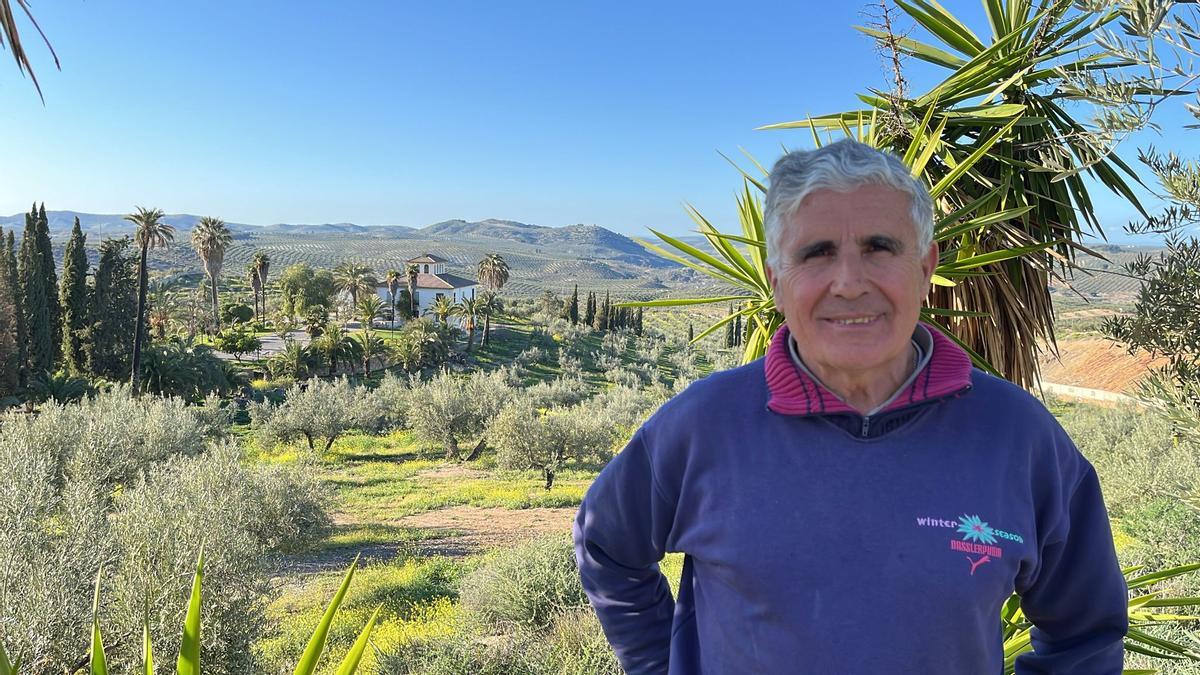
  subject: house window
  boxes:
[423,264,429,273]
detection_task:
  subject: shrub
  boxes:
[491,398,615,486]
[1058,402,1200,574]
[557,349,583,379]
[409,370,511,459]
[371,371,416,430]
[141,340,238,401]
[523,376,589,409]
[0,396,330,673]
[458,535,588,634]
[103,443,329,672]
[516,346,543,367]
[252,377,392,453]
[214,326,262,361]
[378,536,616,675]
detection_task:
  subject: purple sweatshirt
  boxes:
[574,323,1127,674]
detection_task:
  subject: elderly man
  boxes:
[573,139,1128,673]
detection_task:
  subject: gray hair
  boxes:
[764,139,934,268]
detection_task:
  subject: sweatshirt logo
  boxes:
[916,513,1024,575]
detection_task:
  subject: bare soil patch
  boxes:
[1039,338,1168,393]
[397,506,577,557]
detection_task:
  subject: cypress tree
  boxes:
[583,291,595,327]
[0,227,19,396]
[635,307,643,336]
[35,203,61,362]
[568,284,579,324]
[59,217,90,373]
[688,323,694,344]
[88,237,139,379]
[734,314,743,347]
[5,230,25,388]
[725,305,735,348]
[593,291,608,331]
[19,207,53,376]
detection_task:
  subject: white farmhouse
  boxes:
[374,253,478,319]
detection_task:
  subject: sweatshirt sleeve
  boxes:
[1014,457,1128,674]
[573,427,677,675]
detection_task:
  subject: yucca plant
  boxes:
[630,107,1038,372]
[16,551,381,675]
[638,1,1190,387]
[1000,563,1200,673]
[757,0,1193,388]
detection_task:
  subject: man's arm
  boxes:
[573,428,676,675]
[1014,463,1128,674]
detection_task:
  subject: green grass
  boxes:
[321,432,591,523]
[257,427,600,672]
[257,556,469,674]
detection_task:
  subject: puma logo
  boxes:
[966,555,991,575]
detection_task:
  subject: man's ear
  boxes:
[922,241,939,282]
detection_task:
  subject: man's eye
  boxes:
[801,248,831,260]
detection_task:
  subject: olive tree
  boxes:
[408,370,510,460]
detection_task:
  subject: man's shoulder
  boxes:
[967,367,1056,420]
[647,358,768,428]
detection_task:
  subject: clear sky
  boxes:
[3,1,1199,242]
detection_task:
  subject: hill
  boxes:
[0,211,690,300]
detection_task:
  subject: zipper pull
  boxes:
[861,416,870,438]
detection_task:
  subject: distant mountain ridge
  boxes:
[0,211,671,269]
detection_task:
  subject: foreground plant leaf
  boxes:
[177,548,204,675]
[143,601,154,675]
[334,604,382,675]
[294,554,361,675]
[90,566,108,675]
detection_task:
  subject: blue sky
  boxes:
[3,1,1199,242]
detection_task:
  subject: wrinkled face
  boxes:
[766,184,938,383]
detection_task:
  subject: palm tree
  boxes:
[477,290,502,347]
[385,269,402,329]
[406,263,420,317]
[354,331,386,375]
[124,206,175,392]
[312,324,358,376]
[0,0,59,102]
[477,253,510,291]
[333,262,376,313]
[190,216,232,332]
[357,294,384,332]
[253,251,270,321]
[246,264,263,324]
[148,279,177,340]
[425,294,456,325]
[453,296,481,352]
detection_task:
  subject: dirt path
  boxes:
[396,505,577,557]
[273,463,578,579]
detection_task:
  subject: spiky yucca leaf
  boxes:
[294,554,360,675]
[334,605,382,675]
[90,567,108,675]
[176,548,204,675]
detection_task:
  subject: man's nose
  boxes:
[830,253,869,298]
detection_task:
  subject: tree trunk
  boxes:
[324,436,336,453]
[464,437,486,461]
[304,431,315,451]
[210,271,220,332]
[130,244,149,393]
[445,435,459,461]
[543,466,555,491]
[483,314,491,346]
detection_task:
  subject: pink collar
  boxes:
[764,322,973,416]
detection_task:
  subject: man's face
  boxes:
[766,183,938,382]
